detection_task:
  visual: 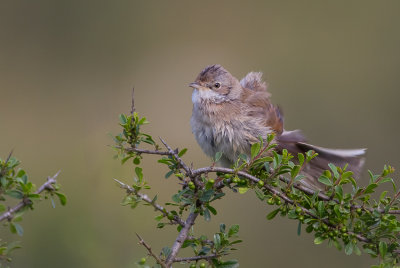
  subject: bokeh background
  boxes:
[1,0,400,267]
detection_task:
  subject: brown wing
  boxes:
[241,87,283,134]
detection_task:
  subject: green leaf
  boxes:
[238,187,249,194]
[14,223,23,236]
[178,148,188,157]
[364,183,378,194]
[6,190,24,199]
[251,143,261,159]
[214,233,221,249]
[239,154,248,163]
[214,152,223,162]
[203,208,211,221]
[266,209,280,220]
[9,222,17,234]
[294,174,305,183]
[135,167,143,181]
[341,171,353,181]
[207,205,217,215]
[154,215,164,221]
[291,165,301,178]
[328,163,339,179]
[314,236,326,245]
[298,153,305,166]
[55,192,67,206]
[119,114,127,124]
[254,188,265,201]
[318,175,333,187]
[297,220,302,236]
[161,247,171,258]
[334,185,343,202]
[228,224,239,237]
[220,223,226,233]
[317,202,325,217]
[379,241,387,259]
[214,260,239,268]
[164,170,174,179]
[344,242,353,255]
[199,190,214,202]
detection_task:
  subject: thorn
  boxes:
[131,87,135,115]
[5,149,14,164]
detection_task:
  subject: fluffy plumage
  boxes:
[190,65,366,189]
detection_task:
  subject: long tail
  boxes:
[277,130,366,190]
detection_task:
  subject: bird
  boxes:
[189,64,366,190]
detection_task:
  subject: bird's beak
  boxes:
[189,82,201,89]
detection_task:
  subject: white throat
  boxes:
[192,89,227,104]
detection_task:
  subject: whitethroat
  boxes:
[189,64,365,189]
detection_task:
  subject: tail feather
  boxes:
[277,131,366,190]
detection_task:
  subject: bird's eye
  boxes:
[214,82,221,88]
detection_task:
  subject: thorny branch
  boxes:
[165,212,199,266]
[114,179,185,227]
[0,171,60,222]
[136,233,167,268]
[173,254,221,263]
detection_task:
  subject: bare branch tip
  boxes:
[130,87,135,115]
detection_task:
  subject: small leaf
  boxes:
[238,187,249,194]
[228,224,239,237]
[294,174,305,183]
[266,209,280,220]
[6,190,24,199]
[297,221,302,236]
[328,163,339,179]
[318,175,333,187]
[214,152,223,162]
[55,192,67,206]
[135,167,143,181]
[251,143,261,159]
[165,170,174,179]
[178,148,188,157]
[298,153,305,166]
[379,241,387,259]
[199,190,214,202]
[291,165,301,178]
[215,260,239,268]
[154,215,164,221]
[119,114,127,124]
[207,205,217,215]
[14,223,24,236]
[214,233,221,249]
[203,208,211,221]
[314,236,326,245]
[254,188,265,201]
[220,223,226,233]
[344,242,353,255]
[364,183,378,194]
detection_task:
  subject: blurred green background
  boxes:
[1,0,400,267]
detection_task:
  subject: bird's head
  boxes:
[189,64,241,103]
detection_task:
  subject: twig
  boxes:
[136,233,167,268]
[114,179,185,226]
[159,138,193,177]
[165,212,199,266]
[131,87,135,115]
[125,147,172,156]
[0,171,60,222]
[173,254,220,263]
[193,166,371,243]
